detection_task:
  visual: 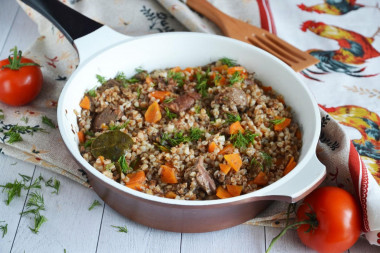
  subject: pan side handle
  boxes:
[20,0,130,62]
[258,155,326,203]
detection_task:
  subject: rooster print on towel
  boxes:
[297,0,380,15]
[322,105,380,184]
[300,21,380,81]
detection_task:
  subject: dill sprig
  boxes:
[270,118,286,125]
[160,131,190,148]
[111,225,128,233]
[45,177,60,194]
[229,71,244,85]
[109,121,129,131]
[0,179,25,205]
[5,131,22,144]
[261,152,273,168]
[42,115,56,129]
[88,88,97,97]
[230,130,258,149]
[19,173,32,182]
[219,57,237,67]
[0,221,7,238]
[135,67,145,73]
[88,200,102,211]
[225,113,241,124]
[195,72,208,97]
[165,107,177,120]
[167,70,185,88]
[29,214,47,234]
[137,87,142,99]
[0,109,4,120]
[118,155,132,174]
[163,97,175,104]
[189,127,204,142]
[96,74,106,84]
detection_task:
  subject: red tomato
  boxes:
[296,186,362,253]
[0,47,43,106]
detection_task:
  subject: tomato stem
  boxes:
[265,220,311,253]
[1,46,39,70]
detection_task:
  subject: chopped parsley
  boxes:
[230,130,258,149]
[165,107,177,120]
[219,57,237,67]
[88,200,102,211]
[118,155,132,174]
[225,113,241,124]
[111,225,128,233]
[42,115,56,128]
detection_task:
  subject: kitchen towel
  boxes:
[0,0,378,246]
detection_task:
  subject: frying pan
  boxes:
[21,0,326,232]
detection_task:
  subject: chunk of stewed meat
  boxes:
[195,157,216,195]
[167,92,201,113]
[215,87,247,110]
[92,106,122,131]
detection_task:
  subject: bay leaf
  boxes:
[91,131,133,161]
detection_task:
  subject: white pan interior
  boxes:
[58,32,320,205]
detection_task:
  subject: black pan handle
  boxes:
[20,0,103,44]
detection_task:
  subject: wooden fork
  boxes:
[186,0,319,72]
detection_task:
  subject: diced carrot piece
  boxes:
[211,72,227,86]
[145,101,162,123]
[182,67,193,74]
[146,76,153,84]
[165,191,177,199]
[283,157,297,176]
[218,144,234,155]
[208,142,217,153]
[296,129,302,140]
[212,65,228,73]
[160,165,178,184]
[274,118,291,131]
[229,121,244,135]
[226,185,243,197]
[79,96,91,110]
[253,171,269,186]
[262,86,272,92]
[125,171,146,184]
[219,164,231,174]
[149,91,171,102]
[224,153,242,172]
[227,66,246,75]
[216,186,232,199]
[171,66,181,72]
[98,156,105,164]
[100,123,109,130]
[78,131,85,143]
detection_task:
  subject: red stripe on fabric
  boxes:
[257,0,276,34]
[348,142,370,232]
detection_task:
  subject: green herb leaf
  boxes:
[167,70,184,88]
[270,118,286,125]
[20,116,29,123]
[137,87,142,99]
[118,155,132,174]
[26,177,42,190]
[29,214,47,234]
[111,225,128,233]
[229,71,244,85]
[19,173,32,182]
[0,109,4,120]
[42,116,56,128]
[135,67,145,73]
[230,130,258,149]
[5,131,22,144]
[261,152,273,168]
[88,200,102,211]
[219,57,237,67]
[109,121,129,131]
[0,222,7,238]
[225,113,241,124]
[96,74,106,84]
[194,105,201,114]
[189,127,204,142]
[163,97,175,104]
[160,131,189,148]
[165,107,177,120]
[88,88,97,97]
[45,177,60,194]
[0,179,25,205]
[195,72,208,97]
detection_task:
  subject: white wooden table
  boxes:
[0,1,379,252]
